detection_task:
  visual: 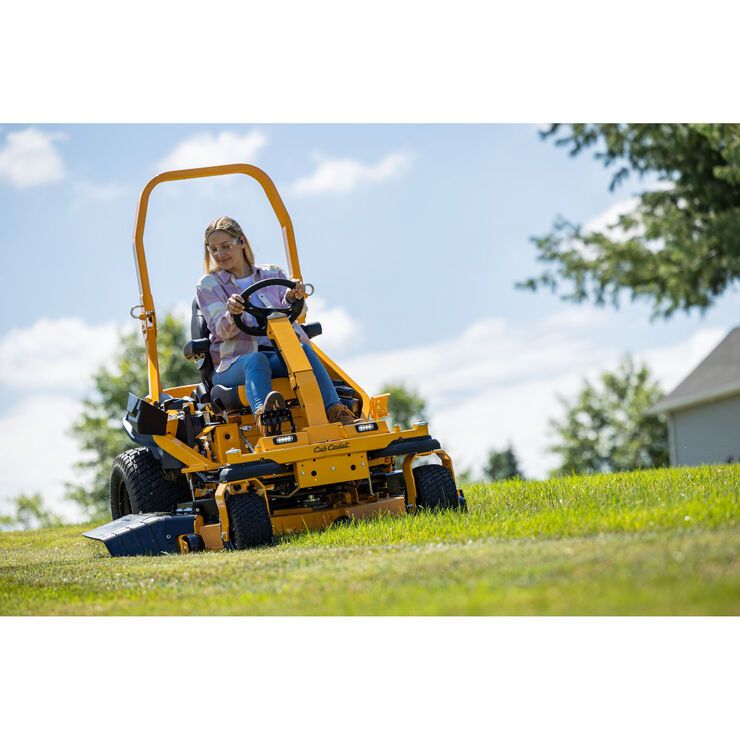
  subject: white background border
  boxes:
[2,1,738,736]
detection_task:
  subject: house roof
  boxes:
[651,327,740,414]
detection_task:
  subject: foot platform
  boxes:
[261,407,295,436]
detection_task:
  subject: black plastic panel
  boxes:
[126,394,168,436]
[219,460,286,482]
[83,514,196,557]
[367,436,440,459]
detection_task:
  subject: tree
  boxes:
[0,493,64,530]
[484,444,524,481]
[66,313,197,520]
[380,382,427,429]
[520,124,740,318]
[548,357,668,476]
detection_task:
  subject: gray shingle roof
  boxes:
[651,327,740,414]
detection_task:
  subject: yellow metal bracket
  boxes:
[367,394,390,421]
[214,483,231,547]
[402,454,417,510]
[267,317,328,427]
[152,435,212,471]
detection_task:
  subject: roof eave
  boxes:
[650,380,740,415]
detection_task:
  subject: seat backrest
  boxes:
[191,298,214,387]
[191,298,209,342]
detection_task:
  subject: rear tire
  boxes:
[110,447,190,519]
[226,492,273,549]
[413,465,460,511]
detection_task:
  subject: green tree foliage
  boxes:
[0,493,64,530]
[549,357,668,476]
[66,314,197,520]
[380,382,427,429]
[521,124,740,317]
[484,444,524,481]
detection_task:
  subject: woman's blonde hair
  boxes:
[203,216,255,274]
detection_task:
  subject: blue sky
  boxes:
[1,123,634,341]
[2,123,739,519]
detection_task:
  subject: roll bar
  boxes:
[131,164,302,401]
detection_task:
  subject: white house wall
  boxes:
[672,393,740,466]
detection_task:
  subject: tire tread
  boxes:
[226,493,273,549]
[109,447,189,517]
[413,464,459,511]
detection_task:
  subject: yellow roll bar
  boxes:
[131,164,302,401]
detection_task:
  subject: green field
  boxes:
[1,465,738,615]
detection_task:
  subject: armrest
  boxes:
[183,337,211,360]
[303,322,322,339]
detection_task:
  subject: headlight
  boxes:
[355,422,378,433]
[273,434,298,445]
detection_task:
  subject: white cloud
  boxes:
[639,328,727,392]
[0,316,125,522]
[0,317,121,395]
[541,305,613,330]
[305,295,362,356]
[0,396,89,522]
[0,127,66,188]
[585,197,640,238]
[290,151,413,196]
[584,184,673,252]
[170,300,195,327]
[71,179,128,210]
[157,129,267,171]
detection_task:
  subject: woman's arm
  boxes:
[196,280,256,340]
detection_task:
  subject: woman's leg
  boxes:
[212,353,273,412]
[214,346,343,415]
[265,344,342,410]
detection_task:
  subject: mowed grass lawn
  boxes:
[1,465,738,615]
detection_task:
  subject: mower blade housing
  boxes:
[83,513,196,557]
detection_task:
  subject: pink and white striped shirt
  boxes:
[195,264,309,373]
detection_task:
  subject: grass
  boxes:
[1,465,738,615]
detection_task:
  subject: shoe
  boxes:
[327,402,357,425]
[255,391,286,436]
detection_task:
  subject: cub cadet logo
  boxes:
[313,442,350,454]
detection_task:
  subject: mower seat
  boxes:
[210,377,296,414]
[183,298,325,413]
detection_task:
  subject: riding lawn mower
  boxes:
[84,163,464,557]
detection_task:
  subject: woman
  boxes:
[196,216,357,433]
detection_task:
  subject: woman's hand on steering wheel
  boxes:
[226,293,246,315]
[285,277,306,303]
[233,277,305,336]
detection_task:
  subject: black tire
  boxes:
[413,464,460,511]
[226,493,273,549]
[110,447,190,518]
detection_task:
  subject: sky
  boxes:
[1,123,738,521]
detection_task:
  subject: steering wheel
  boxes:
[233,277,305,337]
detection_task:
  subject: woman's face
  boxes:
[207,229,245,271]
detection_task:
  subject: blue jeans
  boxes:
[212,344,341,412]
